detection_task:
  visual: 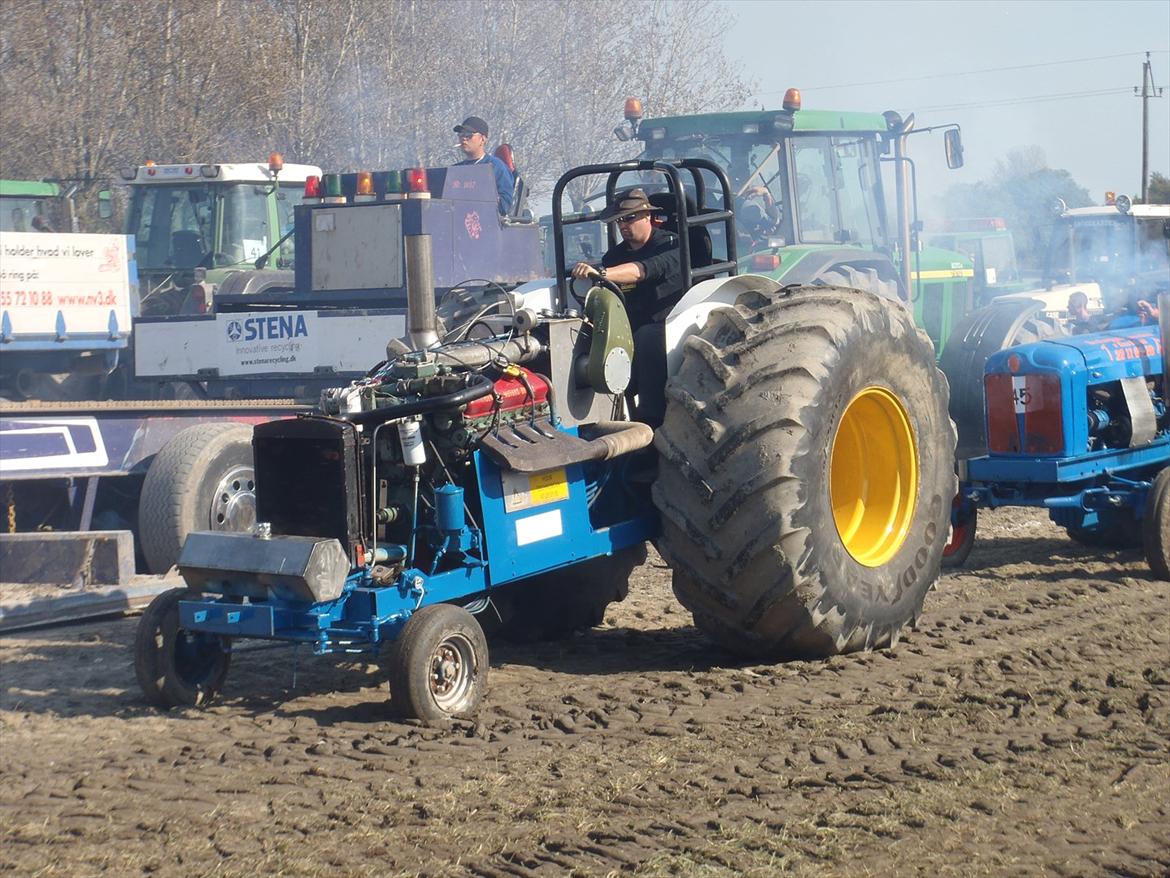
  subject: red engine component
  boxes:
[464,368,549,420]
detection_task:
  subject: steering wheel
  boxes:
[567,271,626,309]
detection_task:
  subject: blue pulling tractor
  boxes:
[134,159,958,722]
[944,319,1170,577]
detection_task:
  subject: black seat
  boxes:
[170,230,205,269]
[648,191,712,270]
[495,144,532,222]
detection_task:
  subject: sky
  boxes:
[718,0,1170,216]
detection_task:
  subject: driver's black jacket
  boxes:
[601,228,682,330]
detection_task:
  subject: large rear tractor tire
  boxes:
[485,544,647,642]
[1142,469,1170,580]
[655,285,956,659]
[138,423,257,574]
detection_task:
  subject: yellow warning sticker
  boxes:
[502,467,569,513]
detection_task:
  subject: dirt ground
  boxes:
[1,507,1167,878]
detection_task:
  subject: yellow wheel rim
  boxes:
[830,386,918,567]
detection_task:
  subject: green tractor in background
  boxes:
[597,91,974,355]
[926,217,1029,306]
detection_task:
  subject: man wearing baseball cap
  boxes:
[453,115,514,215]
[571,187,683,430]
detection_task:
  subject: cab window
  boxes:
[127,185,214,271]
[220,185,271,265]
[791,137,840,244]
[831,136,883,247]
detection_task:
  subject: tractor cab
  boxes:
[121,157,322,315]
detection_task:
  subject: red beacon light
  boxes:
[268,152,284,175]
[303,175,322,203]
[145,160,157,177]
[406,167,430,199]
[782,88,802,112]
[624,97,643,121]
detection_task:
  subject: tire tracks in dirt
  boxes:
[1,508,1167,877]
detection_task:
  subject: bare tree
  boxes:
[0,0,751,212]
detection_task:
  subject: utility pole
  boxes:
[1134,51,1164,203]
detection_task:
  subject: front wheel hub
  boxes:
[830,386,919,567]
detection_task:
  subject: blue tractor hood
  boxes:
[986,325,1162,380]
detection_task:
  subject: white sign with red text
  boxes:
[0,232,134,340]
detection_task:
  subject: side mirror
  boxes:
[944,128,964,170]
[98,189,113,219]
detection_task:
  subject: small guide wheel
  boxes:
[134,588,232,708]
[388,604,488,723]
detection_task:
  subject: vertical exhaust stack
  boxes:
[404,233,439,351]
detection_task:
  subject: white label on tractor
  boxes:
[314,212,335,232]
[501,467,569,513]
[515,509,563,546]
[1011,376,1031,413]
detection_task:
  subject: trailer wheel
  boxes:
[655,284,955,659]
[485,543,646,642]
[134,587,231,708]
[1142,469,1170,580]
[389,604,488,724]
[138,423,256,574]
[941,502,977,569]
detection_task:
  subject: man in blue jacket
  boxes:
[453,115,514,215]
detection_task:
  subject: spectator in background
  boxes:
[1067,291,1098,334]
[453,115,514,215]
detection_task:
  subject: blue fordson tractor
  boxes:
[134,159,958,723]
[943,318,1170,576]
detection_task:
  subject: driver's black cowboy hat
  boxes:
[598,188,654,223]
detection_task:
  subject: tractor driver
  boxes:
[571,187,682,430]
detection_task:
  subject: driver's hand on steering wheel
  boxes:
[570,261,602,280]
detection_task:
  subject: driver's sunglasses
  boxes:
[457,132,481,140]
[615,212,646,225]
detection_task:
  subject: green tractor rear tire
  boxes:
[654,285,956,659]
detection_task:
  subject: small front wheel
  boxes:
[134,588,231,708]
[388,604,488,723]
[941,502,977,569]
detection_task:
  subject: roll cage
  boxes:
[550,158,739,312]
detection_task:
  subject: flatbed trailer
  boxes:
[1,399,310,581]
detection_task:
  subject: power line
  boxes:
[913,86,1133,113]
[752,49,1170,97]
